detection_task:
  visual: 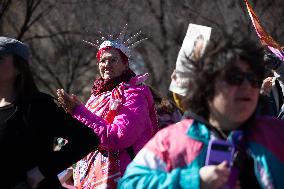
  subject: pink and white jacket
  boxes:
[72,73,158,174]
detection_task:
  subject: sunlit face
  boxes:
[208,60,260,131]
[0,55,18,84]
[98,48,128,80]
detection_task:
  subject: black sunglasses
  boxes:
[225,70,261,88]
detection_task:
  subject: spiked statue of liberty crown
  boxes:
[83,24,147,58]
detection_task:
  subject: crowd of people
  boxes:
[1,11,284,189]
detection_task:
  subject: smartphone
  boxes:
[205,139,237,189]
[205,139,235,167]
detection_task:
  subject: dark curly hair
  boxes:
[184,41,265,120]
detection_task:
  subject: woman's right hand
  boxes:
[199,161,230,189]
[56,89,82,114]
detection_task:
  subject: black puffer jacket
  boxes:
[0,92,99,188]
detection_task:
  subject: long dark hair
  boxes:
[184,41,265,120]
[13,55,39,103]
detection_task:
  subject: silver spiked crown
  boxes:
[83,24,147,58]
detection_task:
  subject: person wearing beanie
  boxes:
[0,36,100,188]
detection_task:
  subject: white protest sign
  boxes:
[169,23,212,96]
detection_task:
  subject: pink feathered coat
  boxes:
[72,73,158,174]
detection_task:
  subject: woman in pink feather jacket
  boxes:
[57,34,158,189]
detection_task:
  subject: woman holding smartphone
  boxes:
[118,41,284,189]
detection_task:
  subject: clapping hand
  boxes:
[56,89,82,113]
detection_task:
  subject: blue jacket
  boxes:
[118,116,284,189]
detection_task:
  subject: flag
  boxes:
[244,0,284,61]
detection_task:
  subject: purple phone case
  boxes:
[205,139,235,166]
[205,139,237,189]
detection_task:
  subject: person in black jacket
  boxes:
[0,36,100,188]
[258,52,284,118]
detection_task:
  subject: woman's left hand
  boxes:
[56,89,82,113]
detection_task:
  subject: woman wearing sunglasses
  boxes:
[118,41,284,189]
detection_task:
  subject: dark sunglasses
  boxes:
[225,70,261,88]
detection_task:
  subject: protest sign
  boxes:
[169,23,212,96]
